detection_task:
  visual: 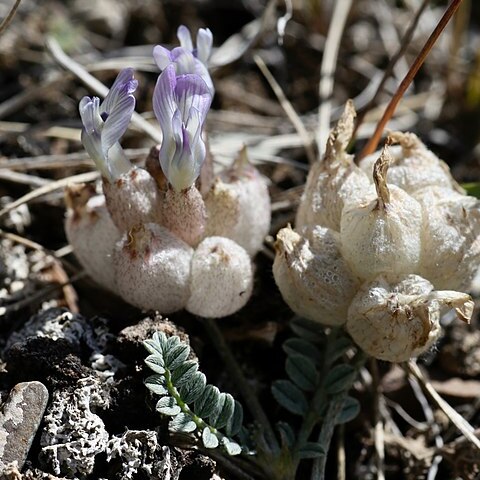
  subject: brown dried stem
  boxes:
[358,0,464,160]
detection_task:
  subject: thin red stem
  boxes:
[358,0,464,160]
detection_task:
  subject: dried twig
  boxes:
[0,0,21,37]
[317,0,353,156]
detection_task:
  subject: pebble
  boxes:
[0,382,49,472]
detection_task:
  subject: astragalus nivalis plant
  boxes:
[274,100,477,362]
[66,26,271,318]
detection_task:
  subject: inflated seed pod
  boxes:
[102,166,163,232]
[346,274,473,362]
[186,236,253,318]
[273,225,360,326]
[160,185,206,247]
[204,147,271,256]
[65,185,119,291]
[114,223,193,313]
[359,132,461,195]
[415,186,480,291]
[340,144,423,281]
[296,100,371,232]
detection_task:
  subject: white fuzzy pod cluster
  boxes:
[65,146,268,318]
[273,102,477,362]
[204,148,271,256]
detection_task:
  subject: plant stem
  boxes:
[202,317,279,452]
[358,0,464,159]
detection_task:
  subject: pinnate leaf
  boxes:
[169,412,197,433]
[271,380,308,415]
[145,374,168,396]
[156,396,181,416]
[286,354,318,391]
[195,384,220,418]
[202,427,219,449]
[336,396,360,424]
[178,371,207,404]
[324,365,357,394]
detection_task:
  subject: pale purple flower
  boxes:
[79,68,138,182]
[153,25,214,95]
[153,64,212,191]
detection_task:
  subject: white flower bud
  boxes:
[359,132,460,195]
[114,224,193,313]
[273,225,359,326]
[204,147,271,255]
[296,100,371,231]
[160,185,206,246]
[416,186,480,291]
[102,166,163,231]
[340,145,423,281]
[65,185,119,292]
[346,274,473,362]
[186,236,253,318]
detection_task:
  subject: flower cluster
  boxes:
[274,101,477,362]
[67,26,271,318]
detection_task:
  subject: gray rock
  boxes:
[39,377,108,477]
[0,382,49,472]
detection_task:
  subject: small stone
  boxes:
[0,382,49,472]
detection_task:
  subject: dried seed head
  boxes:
[65,186,119,291]
[186,236,253,318]
[204,147,271,255]
[102,166,163,232]
[346,274,473,362]
[296,100,371,231]
[359,132,461,195]
[340,145,423,281]
[273,225,359,326]
[114,223,193,313]
[416,186,480,291]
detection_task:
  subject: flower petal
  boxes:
[101,68,138,117]
[153,64,177,133]
[196,28,213,64]
[174,74,211,124]
[177,25,194,52]
[153,45,173,70]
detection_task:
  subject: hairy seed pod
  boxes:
[161,185,206,246]
[359,132,461,195]
[340,145,423,281]
[273,225,359,326]
[346,274,473,362]
[114,224,193,313]
[186,236,253,318]
[204,147,271,256]
[65,185,119,291]
[415,186,480,291]
[102,166,163,232]
[296,100,371,232]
